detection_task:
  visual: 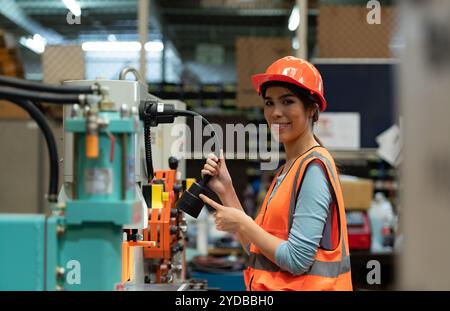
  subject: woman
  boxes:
[199,56,352,291]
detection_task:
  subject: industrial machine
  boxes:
[0,68,217,291]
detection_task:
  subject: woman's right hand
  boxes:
[201,150,233,197]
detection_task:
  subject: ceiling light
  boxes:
[20,34,46,54]
[292,37,299,50]
[288,5,300,32]
[82,41,142,52]
[62,0,81,17]
[144,41,164,52]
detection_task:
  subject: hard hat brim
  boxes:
[251,73,327,112]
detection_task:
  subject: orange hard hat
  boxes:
[252,56,327,112]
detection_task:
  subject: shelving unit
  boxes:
[152,80,397,212]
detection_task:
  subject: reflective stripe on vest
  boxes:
[304,240,351,277]
[248,238,351,278]
[248,252,279,272]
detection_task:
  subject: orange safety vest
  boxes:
[244,146,352,291]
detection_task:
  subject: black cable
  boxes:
[174,109,222,188]
[143,117,154,181]
[138,103,221,187]
[174,109,221,159]
[0,85,82,104]
[3,98,59,202]
[0,75,96,94]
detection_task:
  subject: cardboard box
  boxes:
[0,35,5,48]
[340,177,374,210]
[0,47,23,78]
[0,100,29,119]
[318,5,396,58]
[42,45,85,120]
[0,32,26,118]
[235,37,292,108]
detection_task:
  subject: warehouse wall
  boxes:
[316,63,395,147]
[0,119,64,214]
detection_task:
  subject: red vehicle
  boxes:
[346,211,371,251]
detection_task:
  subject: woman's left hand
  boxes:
[199,194,251,233]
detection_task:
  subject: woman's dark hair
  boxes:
[261,81,323,146]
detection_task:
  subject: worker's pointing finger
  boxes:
[219,149,227,168]
[199,194,223,210]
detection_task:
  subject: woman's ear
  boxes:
[310,103,319,119]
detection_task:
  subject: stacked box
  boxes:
[341,177,374,211]
[235,37,292,108]
[0,30,27,119]
[318,5,396,58]
[42,45,85,119]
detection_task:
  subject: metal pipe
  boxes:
[121,134,127,200]
[138,0,149,80]
[72,133,78,200]
[296,0,308,59]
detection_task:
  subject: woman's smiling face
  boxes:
[263,86,312,144]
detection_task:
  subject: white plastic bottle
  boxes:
[368,192,395,253]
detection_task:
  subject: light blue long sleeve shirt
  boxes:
[271,163,332,276]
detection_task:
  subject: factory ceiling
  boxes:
[0,0,302,61]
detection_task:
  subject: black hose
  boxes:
[4,99,59,202]
[143,118,154,182]
[0,75,95,94]
[174,109,221,187]
[0,85,81,104]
